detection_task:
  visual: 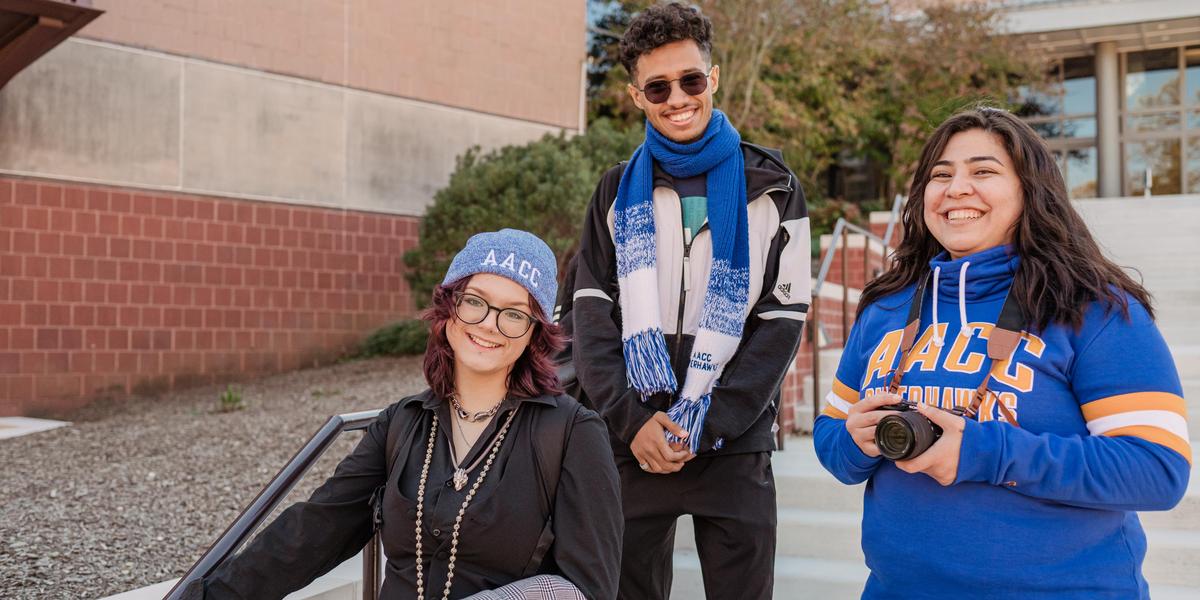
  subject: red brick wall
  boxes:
[778,295,860,436]
[820,242,891,292]
[0,177,418,416]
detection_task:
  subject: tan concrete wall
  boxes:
[0,42,180,188]
[81,0,585,130]
[181,63,347,204]
[0,39,562,217]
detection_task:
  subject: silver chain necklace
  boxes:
[447,412,493,491]
[414,407,518,600]
[448,392,503,423]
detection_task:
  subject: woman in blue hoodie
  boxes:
[813,107,1189,599]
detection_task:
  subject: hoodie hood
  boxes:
[925,244,1020,346]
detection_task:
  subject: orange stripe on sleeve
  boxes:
[1081,392,1187,421]
[821,405,849,419]
[1100,425,1192,464]
[833,378,858,405]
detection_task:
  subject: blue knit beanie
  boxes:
[441,229,558,319]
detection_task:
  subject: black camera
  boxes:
[874,401,962,461]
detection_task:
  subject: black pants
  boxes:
[615,451,776,600]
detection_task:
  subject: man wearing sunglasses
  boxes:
[557,3,811,599]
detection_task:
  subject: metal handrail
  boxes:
[806,195,904,429]
[811,194,903,343]
[164,409,386,600]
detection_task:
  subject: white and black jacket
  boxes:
[557,142,811,456]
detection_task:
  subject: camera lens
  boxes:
[876,416,915,460]
[876,410,941,460]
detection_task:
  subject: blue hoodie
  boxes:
[813,245,1190,599]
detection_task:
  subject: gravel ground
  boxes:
[0,356,427,599]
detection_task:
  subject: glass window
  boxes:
[1128,112,1181,133]
[1063,117,1096,138]
[1186,46,1200,106]
[1018,58,1097,142]
[1062,56,1096,115]
[1066,147,1097,199]
[1126,139,1182,196]
[1028,120,1064,139]
[1187,137,1200,194]
[1126,48,1180,110]
[1016,87,1060,118]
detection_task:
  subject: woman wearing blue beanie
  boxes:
[187,229,622,599]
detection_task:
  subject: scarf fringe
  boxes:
[666,393,711,454]
[622,329,677,394]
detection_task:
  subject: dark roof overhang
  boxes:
[0,0,103,89]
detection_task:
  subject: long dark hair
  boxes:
[422,278,566,400]
[858,107,1153,331]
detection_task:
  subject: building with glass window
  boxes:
[1003,0,1200,198]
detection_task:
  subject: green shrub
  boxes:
[361,319,430,357]
[404,119,643,306]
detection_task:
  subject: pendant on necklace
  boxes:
[453,468,468,491]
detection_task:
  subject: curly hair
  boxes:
[422,278,566,401]
[619,2,713,80]
[858,107,1154,331]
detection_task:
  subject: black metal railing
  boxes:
[164,409,385,600]
[806,195,903,429]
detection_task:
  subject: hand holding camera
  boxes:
[889,401,966,486]
[844,393,905,458]
[874,400,966,460]
[845,394,967,486]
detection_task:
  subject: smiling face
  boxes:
[922,129,1024,259]
[445,273,535,381]
[627,40,718,143]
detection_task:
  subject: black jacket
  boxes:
[558,142,811,456]
[193,391,622,600]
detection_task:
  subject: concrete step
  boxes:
[1158,302,1200,323]
[98,555,366,600]
[669,549,867,600]
[1164,327,1200,348]
[1154,584,1200,600]
[676,508,1200,587]
[1144,528,1200,588]
[1154,289,1200,306]
[675,510,863,563]
[1171,345,1200,379]
[773,442,866,514]
[1183,378,1199,412]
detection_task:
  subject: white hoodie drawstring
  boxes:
[958,261,971,337]
[931,266,944,347]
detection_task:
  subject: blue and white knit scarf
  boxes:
[613,109,750,453]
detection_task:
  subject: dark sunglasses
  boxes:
[634,68,713,104]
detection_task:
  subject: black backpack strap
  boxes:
[384,407,406,477]
[522,397,582,576]
[372,405,414,531]
[533,398,581,515]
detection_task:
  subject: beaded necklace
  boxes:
[414,407,519,600]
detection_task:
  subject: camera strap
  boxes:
[886,270,1024,426]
